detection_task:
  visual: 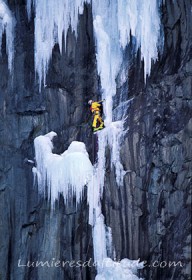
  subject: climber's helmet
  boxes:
[88,100,93,105]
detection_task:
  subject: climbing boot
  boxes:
[93,124,104,132]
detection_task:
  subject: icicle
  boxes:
[26,0,90,91]
[26,0,32,20]
[26,0,162,88]
[117,0,161,78]
[0,0,14,72]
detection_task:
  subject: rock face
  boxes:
[103,1,192,279]
[0,1,191,280]
[0,2,97,280]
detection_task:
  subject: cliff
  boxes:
[0,0,191,279]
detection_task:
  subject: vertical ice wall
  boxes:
[0,0,14,72]
[92,0,162,189]
[92,0,162,120]
[91,1,162,278]
[27,0,90,90]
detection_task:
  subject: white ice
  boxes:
[0,0,14,72]
[33,132,93,207]
[27,0,162,89]
[96,258,144,280]
[93,0,161,83]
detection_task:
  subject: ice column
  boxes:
[33,132,93,207]
[0,0,14,72]
[90,1,162,278]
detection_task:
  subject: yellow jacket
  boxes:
[90,102,102,113]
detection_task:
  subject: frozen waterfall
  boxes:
[27,0,162,90]
[32,1,162,279]
[92,0,162,188]
[33,132,144,279]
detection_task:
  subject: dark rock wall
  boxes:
[103,1,192,279]
[0,2,97,280]
[0,1,191,280]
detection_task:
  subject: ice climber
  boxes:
[88,100,105,132]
